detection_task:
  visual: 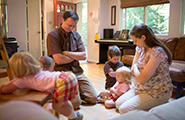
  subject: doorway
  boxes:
[77,2,87,63]
[77,2,87,49]
[26,0,42,59]
[54,0,76,28]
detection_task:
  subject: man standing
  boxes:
[47,10,97,109]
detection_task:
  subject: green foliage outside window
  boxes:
[125,7,144,30]
[122,4,169,35]
[147,4,169,34]
[82,3,87,48]
[184,7,185,34]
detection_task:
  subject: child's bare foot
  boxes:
[105,100,115,108]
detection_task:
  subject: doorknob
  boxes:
[37,31,41,34]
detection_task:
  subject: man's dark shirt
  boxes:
[47,27,85,75]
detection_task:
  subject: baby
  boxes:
[0,52,83,120]
[39,56,56,115]
[98,66,131,108]
[39,56,55,72]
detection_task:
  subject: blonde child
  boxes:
[98,66,131,108]
[39,56,55,72]
[0,52,83,120]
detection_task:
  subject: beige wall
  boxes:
[99,0,121,39]
[6,0,185,62]
[76,3,83,37]
[86,0,100,62]
[60,0,73,2]
[60,0,86,3]
[7,0,27,52]
[87,0,185,63]
[87,0,122,62]
[43,0,54,55]
[168,0,183,37]
[73,0,86,3]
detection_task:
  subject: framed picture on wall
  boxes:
[111,6,116,25]
[119,29,130,40]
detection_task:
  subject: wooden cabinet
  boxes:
[95,39,135,64]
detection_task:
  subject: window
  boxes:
[65,5,68,11]
[57,4,60,13]
[77,2,87,48]
[61,5,64,13]
[123,7,144,30]
[82,3,87,48]
[184,1,185,34]
[122,3,169,35]
[184,13,185,34]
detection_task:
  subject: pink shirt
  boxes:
[113,81,130,96]
[10,70,61,93]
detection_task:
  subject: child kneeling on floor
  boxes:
[98,66,132,108]
[39,56,56,116]
[0,52,83,120]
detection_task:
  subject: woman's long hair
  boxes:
[130,23,172,64]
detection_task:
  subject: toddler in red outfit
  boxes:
[98,66,132,108]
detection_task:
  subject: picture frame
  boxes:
[113,31,121,39]
[111,6,116,25]
[119,29,130,40]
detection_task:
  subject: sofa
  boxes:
[0,100,58,120]
[111,96,185,120]
[121,37,185,98]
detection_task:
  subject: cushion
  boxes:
[169,60,185,82]
[123,49,135,55]
[111,110,159,120]
[174,37,185,61]
[122,55,134,65]
[0,100,58,120]
[149,96,185,120]
[159,38,178,59]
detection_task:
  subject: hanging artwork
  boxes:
[111,6,116,25]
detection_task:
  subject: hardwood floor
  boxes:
[0,69,9,86]
[60,62,120,120]
[59,62,177,120]
[0,62,177,120]
[0,63,120,120]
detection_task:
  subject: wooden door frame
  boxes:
[54,0,76,28]
[27,0,42,59]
